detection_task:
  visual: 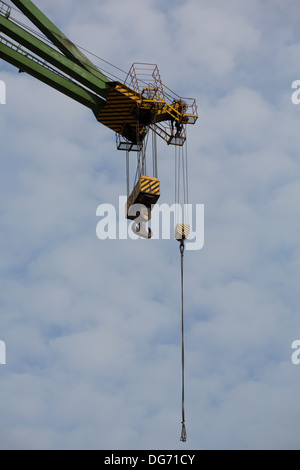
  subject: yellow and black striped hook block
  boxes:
[126,176,160,238]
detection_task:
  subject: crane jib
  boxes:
[10,0,109,84]
[0,13,110,98]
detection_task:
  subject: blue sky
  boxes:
[0,0,300,450]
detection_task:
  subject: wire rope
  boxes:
[180,240,187,442]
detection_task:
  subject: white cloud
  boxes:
[0,0,300,450]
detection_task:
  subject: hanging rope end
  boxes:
[180,421,187,442]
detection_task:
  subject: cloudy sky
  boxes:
[0,0,300,450]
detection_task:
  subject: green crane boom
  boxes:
[0,36,106,113]
[0,0,110,115]
[10,0,109,84]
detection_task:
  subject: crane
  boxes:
[0,0,197,239]
[0,0,198,441]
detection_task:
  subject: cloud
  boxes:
[0,0,300,450]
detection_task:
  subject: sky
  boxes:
[0,0,300,450]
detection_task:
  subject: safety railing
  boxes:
[125,63,198,126]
